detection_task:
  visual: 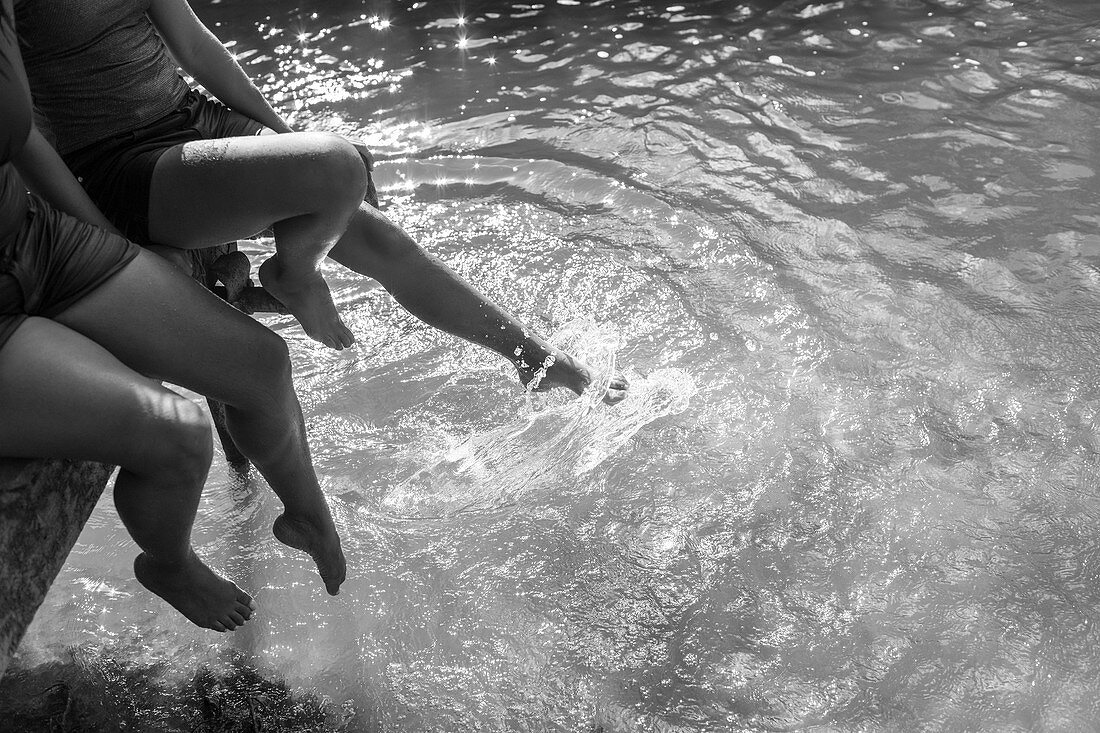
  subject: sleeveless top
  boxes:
[1,0,32,245]
[14,0,190,154]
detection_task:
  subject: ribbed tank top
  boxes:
[14,0,191,154]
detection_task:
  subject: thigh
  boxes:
[147,131,355,249]
[53,248,288,410]
[0,317,182,465]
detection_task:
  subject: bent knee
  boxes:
[125,392,213,480]
[299,132,368,209]
[249,330,293,396]
[223,329,294,411]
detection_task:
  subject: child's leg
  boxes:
[0,317,254,632]
[148,132,368,350]
[54,250,346,595]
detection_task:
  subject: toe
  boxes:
[211,621,228,633]
[228,611,246,627]
[236,602,254,620]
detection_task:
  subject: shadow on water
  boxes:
[2,471,380,732]
[0,648,351,732]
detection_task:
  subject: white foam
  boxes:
[381,367,695,518]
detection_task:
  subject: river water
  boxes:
[15,0,1100,730]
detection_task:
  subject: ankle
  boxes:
[136,548,193,572]
[279,509,333,532]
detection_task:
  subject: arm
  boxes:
[11,125,122,235]
[148,0,293,133]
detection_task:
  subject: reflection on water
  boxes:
[15,0,1100,730]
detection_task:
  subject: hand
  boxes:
[345,136,380,208]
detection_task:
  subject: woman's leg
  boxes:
[0,317,253,632]
[146,133,627,402]
[327,204,629,403]
[149,132,368,350]
[54,250,346,595]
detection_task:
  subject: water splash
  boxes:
[380,321,695,519]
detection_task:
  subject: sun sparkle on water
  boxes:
[17,1,1100,731]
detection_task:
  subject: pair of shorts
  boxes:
[63,89,266,246]
[0,193,140,350]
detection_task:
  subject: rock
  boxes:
[0,458,111,677]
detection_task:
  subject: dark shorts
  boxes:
[0,193,141,350]
[63,89,266,246]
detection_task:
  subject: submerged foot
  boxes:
[272,513,347,595]
[258,257,354,350]
[516,351,629,405]
[134,550,255,632]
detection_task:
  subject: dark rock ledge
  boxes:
[0,458,111,678]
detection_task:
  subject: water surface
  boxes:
[17,1,1100,730]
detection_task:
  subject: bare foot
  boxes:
[258,257,355,350]
[516,351,630,405]
[134,550,255,632]
[272,513,347,595]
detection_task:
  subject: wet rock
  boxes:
[0,459,111,677]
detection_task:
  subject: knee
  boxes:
[228,328,294,411]
[131,394,213,482]
[301,132,368,211]
[250,328,293,394]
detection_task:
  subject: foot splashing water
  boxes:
[381,322,696,518]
